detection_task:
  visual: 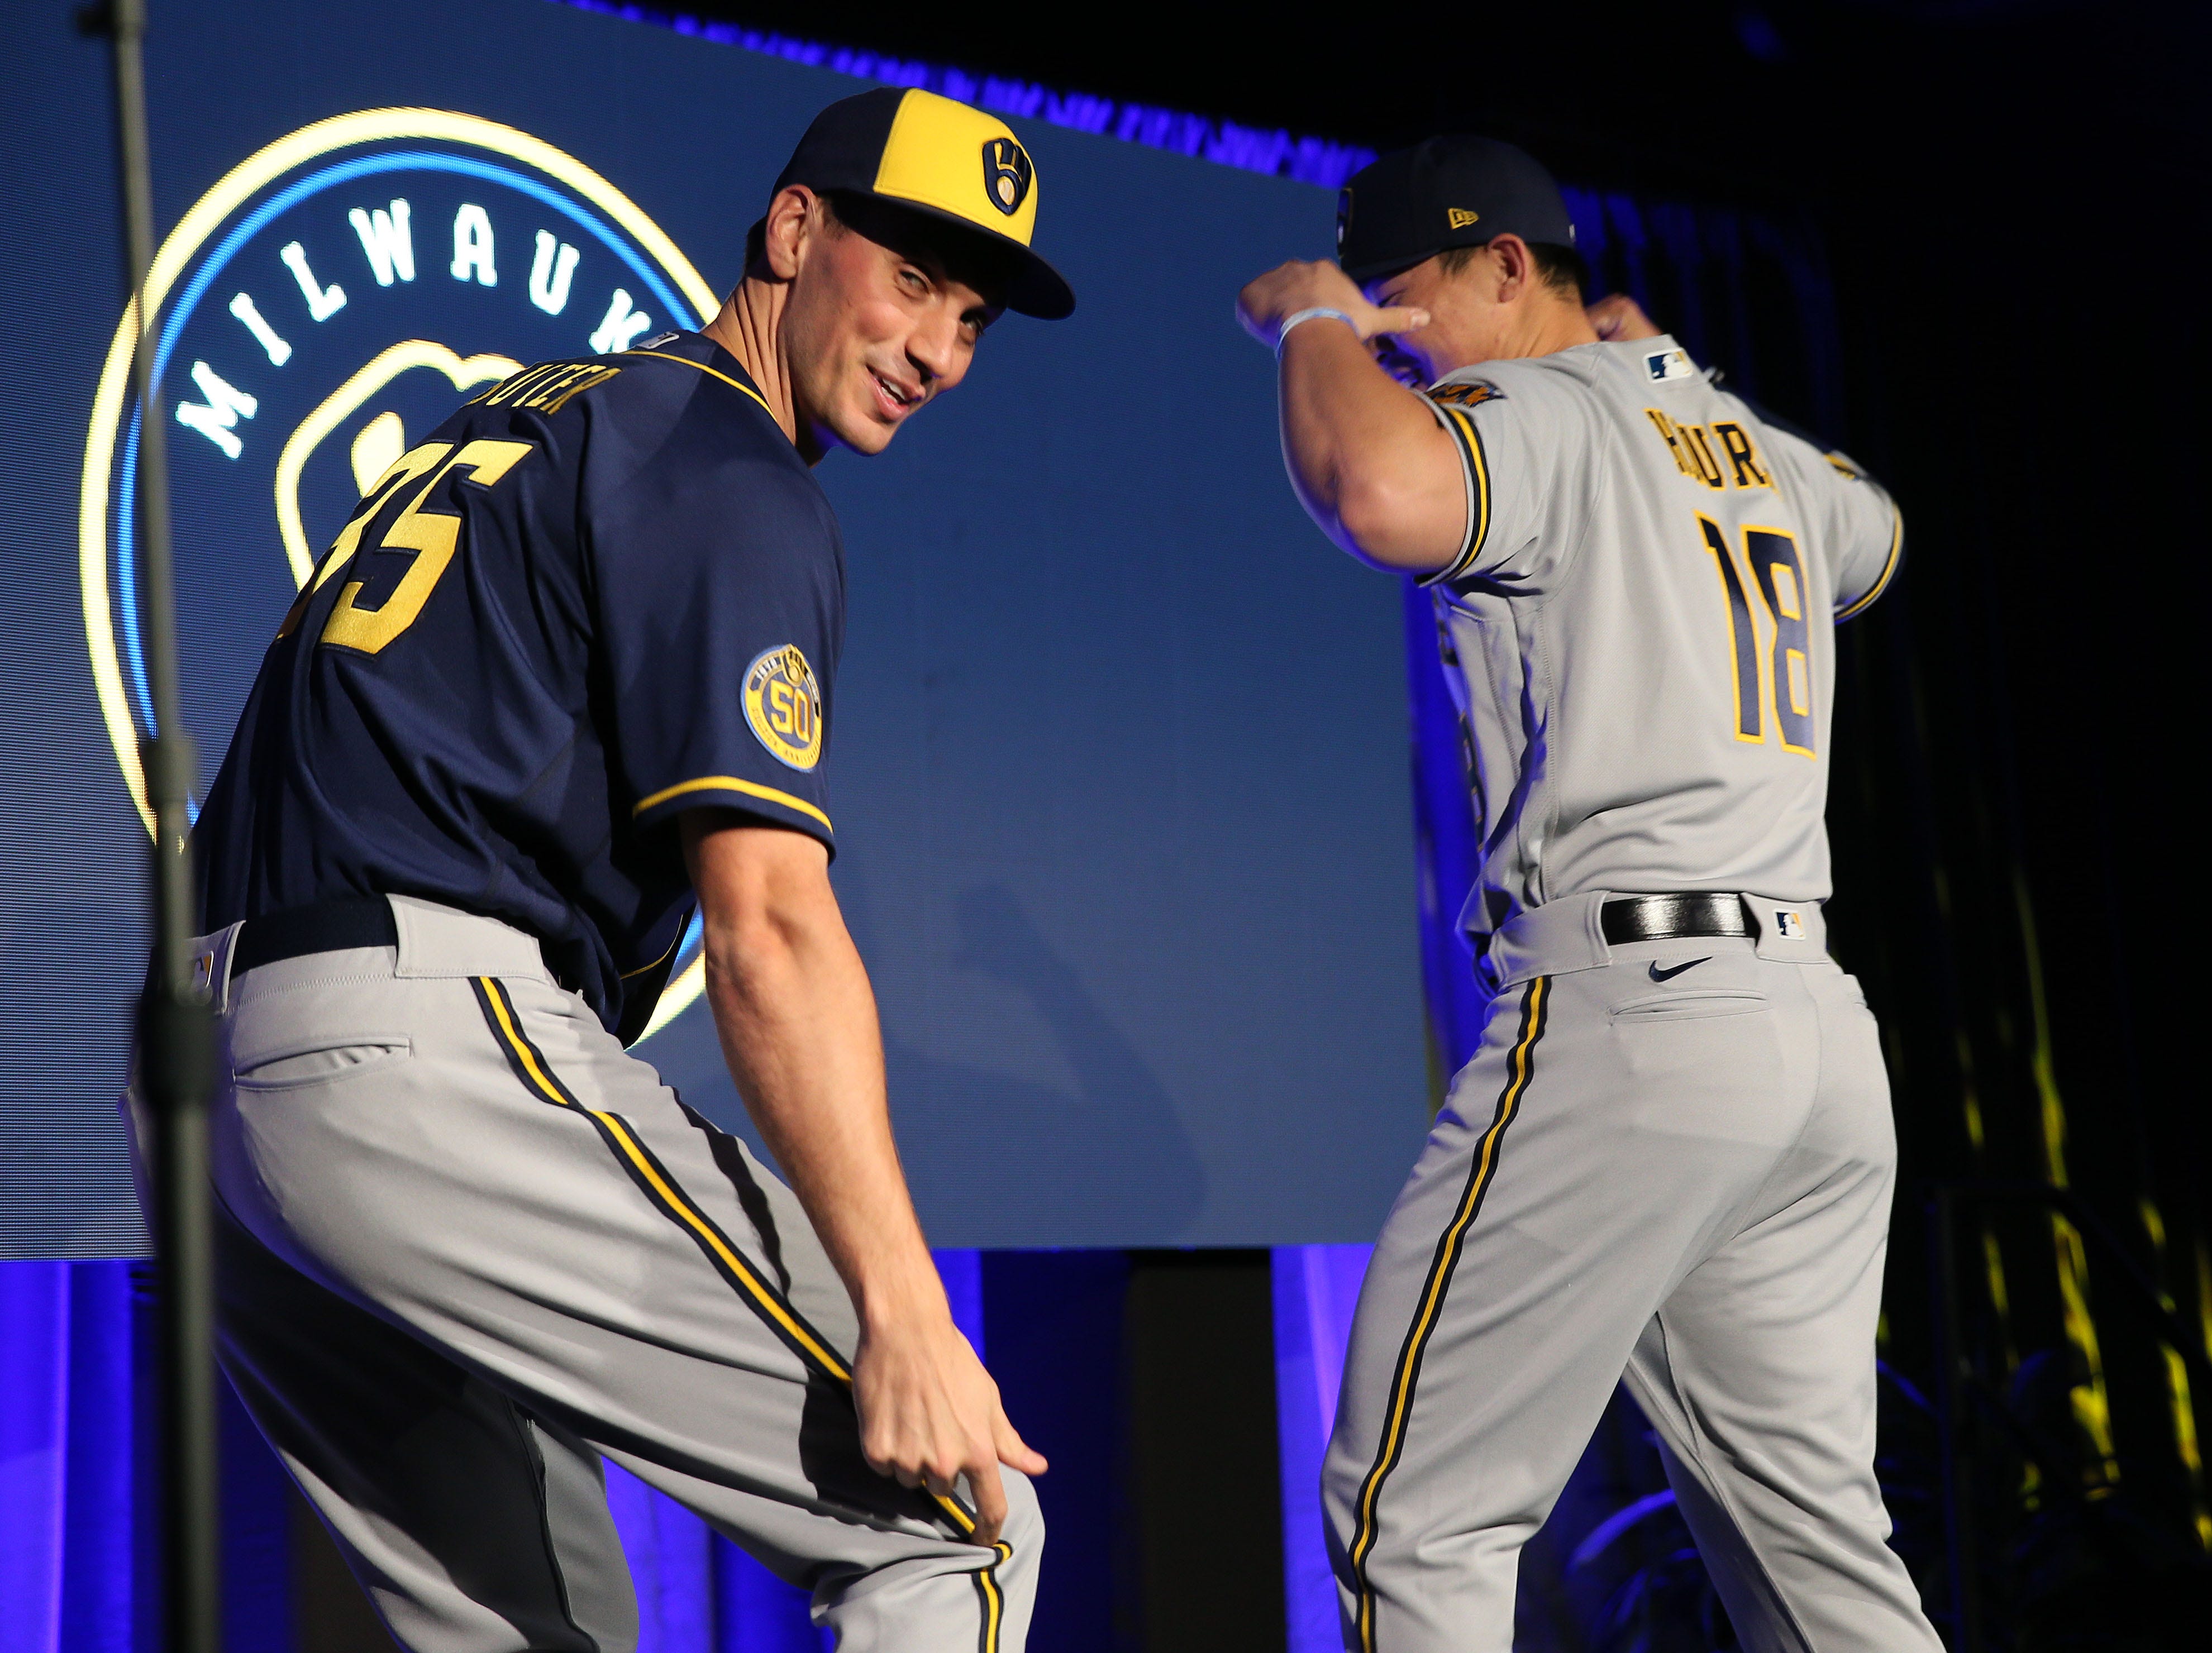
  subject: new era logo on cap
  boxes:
[1334,134,1575,283]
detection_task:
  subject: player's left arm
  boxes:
[1820,448,1904,620]
[1237,260,1467,572]
[680,816,1043,1547]
[590,445,1046,1542]
[1755,416,1904,620]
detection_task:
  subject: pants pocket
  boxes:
[1608,990,1768,1024]
[232,1035,412,1089]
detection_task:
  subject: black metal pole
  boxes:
[87,2,221,1648]
[1927,1188,1981,1653]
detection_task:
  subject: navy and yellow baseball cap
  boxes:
[774,87,1075,319]
[1336,136,1576,285]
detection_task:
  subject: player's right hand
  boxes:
[1586,292,1662,342]
[1237,259,1431,351]
[852,1307,1046,1547]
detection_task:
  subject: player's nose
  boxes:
[905,309,965,389]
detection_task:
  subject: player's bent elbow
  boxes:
[684,814,841,982]
[1332,474,1458,576]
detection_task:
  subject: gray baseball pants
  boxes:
[1323,892,1942,1652]
[182,895,1037,1653]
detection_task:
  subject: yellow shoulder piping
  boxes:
[619,350,776,420]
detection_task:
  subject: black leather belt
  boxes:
[229,895,398,978]
[1599,893,1754,944]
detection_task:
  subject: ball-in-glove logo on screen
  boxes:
[79,107,721,1043]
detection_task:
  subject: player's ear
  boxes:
[1488,234,1532,303]
[759,185,816,283]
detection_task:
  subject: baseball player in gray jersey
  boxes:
[1238,136,1936,1651]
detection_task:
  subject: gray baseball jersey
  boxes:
[1415,335,1901,940]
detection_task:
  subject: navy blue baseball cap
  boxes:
[1336,136,1577,284]
[773,87,1074,319]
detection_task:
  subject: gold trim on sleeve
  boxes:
[631,775,832,833]
[1834,500,1903,622]
[1416,400,1492,588]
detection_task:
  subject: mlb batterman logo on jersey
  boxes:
[743,645,824,771]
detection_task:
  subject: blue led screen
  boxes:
[0,0,1427,1251]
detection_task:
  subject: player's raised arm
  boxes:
[1241,215,1599,576]
[1236,260,1464,571]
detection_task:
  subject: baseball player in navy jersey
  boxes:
[172,89,1072,1652]
[1239,137,1938,1651]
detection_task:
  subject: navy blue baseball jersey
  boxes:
[196,331,844,1041]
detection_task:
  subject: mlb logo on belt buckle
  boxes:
[1772,909,1806,940]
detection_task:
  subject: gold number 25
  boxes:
[309,437,534,655]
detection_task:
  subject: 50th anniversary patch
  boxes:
[742,645,824,771]
[79,108,720,1037]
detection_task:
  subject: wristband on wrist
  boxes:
[1275,307,1360,353]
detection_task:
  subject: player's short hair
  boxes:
[740,189,1014,314]
[743,188,1017,321]
[1439,238,1589,300]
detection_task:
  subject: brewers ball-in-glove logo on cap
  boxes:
[770,86,1074,319]
[743,645,825,771]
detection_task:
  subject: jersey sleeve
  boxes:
[1416,367,1598,592]
[1818,448,1905,620]
[590,445,845,852]
[1757,419,1904,620]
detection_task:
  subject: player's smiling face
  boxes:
[781,195,1007,458]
